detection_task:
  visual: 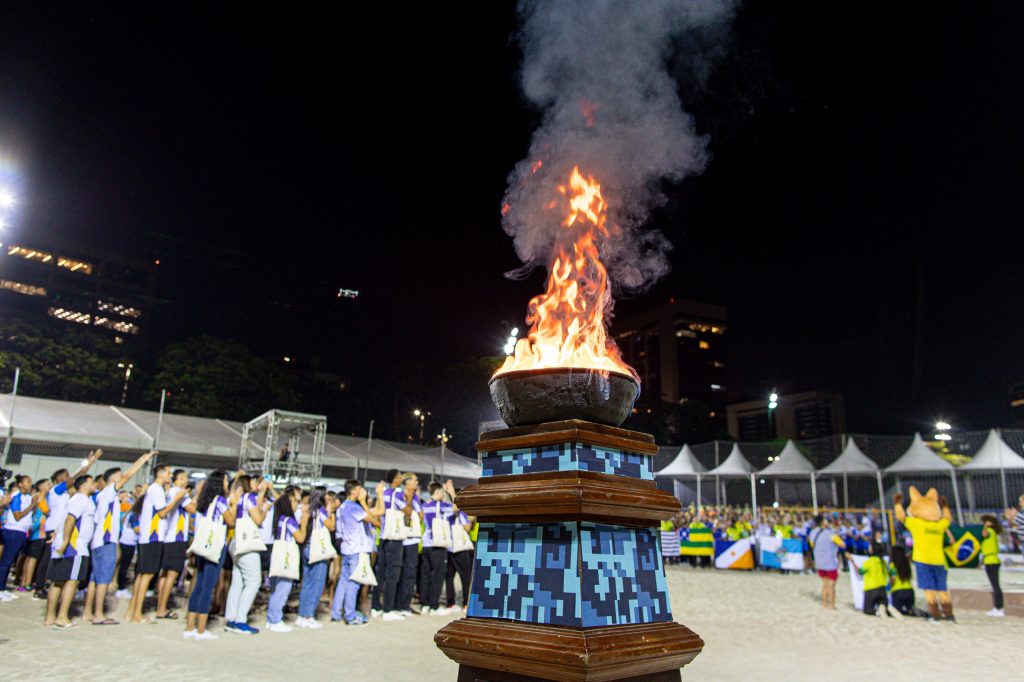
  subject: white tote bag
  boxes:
[270,539,300,580]
[431,515,453,549]
[309,521,338,564]
[233,514,268,556]
[381,507,408,541]
[452,521,474,553]
[188,505,227,562]
[351,552,377,586]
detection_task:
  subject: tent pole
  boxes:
[949,469,964,526]
[965,476,976,514]
[895,475,902,496]
[696,474,702,517]
[831,479,839,506]
[750,473,757,523]
[714,441,720,506]
[722,479,728,506]
[810,472,818,514]
[876,471,888,540]
[843,470,849,511]
[997,429,1009,510]
[773,478,779,507]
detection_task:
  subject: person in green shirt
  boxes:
[888,545,918,616]
[980,514,1004,617]
[858,542,898,617]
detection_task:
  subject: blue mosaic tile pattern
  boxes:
[467,522,580,626]
[481,443,653,480]
[580,523,672,626]
[467,522,673,627]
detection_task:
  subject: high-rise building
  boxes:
[613,298,728,419]
[727,390,845,441]
[0,238,158,340]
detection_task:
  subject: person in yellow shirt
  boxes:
[888,545,917,616]
[980,514,1003,617]
[726,517,748,541]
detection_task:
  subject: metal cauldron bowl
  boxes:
[488,367,641,428]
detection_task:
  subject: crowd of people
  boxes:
[661,496,1024,621]
[0,450,477,639]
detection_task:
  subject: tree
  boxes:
[145,335,301,421]
[0,317,128,403]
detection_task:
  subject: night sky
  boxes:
[1,3,1022,434]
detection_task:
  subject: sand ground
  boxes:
[0,566,1019,681]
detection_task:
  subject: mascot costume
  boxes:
[893,487,954,621]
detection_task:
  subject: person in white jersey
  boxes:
[0,475,39,601]
[128,464,186,624]
[45,474,98,628]
[155,468,196,619]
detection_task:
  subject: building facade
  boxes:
[0,238,158,340]
[727,390,846,441]
[613,298,728,419]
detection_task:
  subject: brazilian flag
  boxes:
[680,523,714,557]
[944,524,983,568]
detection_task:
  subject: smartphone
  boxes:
[263,474,273,481]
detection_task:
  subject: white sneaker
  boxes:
[420,606,433,615]
[194,631,218,641]
[182,630,197,639]
[985,608,1005,617]
[428,607,448,616]
[114,589,132,599]
[294,617,308,628]
[0,591,16,602]
[382,611,405,622]
[304,618,323,629]
[371,609,383,618]
[266,622,293,633]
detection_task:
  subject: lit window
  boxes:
[7,245,53,263]
[0,279,46,297]
[698,340,710,350]
[57,256,94,275]
[710,360,725,368]
[675,329,696,339]
[96,300,141,318]
[47,307,92,325]
[93,316,140,334]
[710,384,725,392]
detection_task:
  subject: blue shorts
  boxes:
[914,561,947,591]
[90,543,118,585]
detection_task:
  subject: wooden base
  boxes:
[457,665,681,682]
[436,618,703,682]
[476,419,659,455]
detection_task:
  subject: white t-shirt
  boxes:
[4,491,34,533]
[138,482,168,545]
[44,481,70,533]
[52,492,96,558]
[90,485,121,549]
[162,486,192,543]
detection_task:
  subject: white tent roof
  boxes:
[960,429,1024,471]
[708,443,755,477]
[759,439,816,476]
[885,433,953,474]
[656,444,707,477]
[0,393,480,481]
[818,438,879,475]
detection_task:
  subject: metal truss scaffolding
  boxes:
[239,409,326,484]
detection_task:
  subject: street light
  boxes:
[503,327,520,356]
[437,428,452,480]
[767,390,778,437]
[934,420,952,441]
[117,362,134,406]
[413,409,430,444]
[0,189,14,210]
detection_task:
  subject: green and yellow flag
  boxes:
[680,522,714,557]
[944,524,983,568]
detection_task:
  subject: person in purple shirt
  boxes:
[395,473,423,616]
[373,469,405,617]
[331,479,385,625]
[419,480,458,615]
[265,490,309,633]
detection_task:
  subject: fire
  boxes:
[495,166,638,381]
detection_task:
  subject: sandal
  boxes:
[92,618,120,625]
[156,612,180,620]
[52,622,78,630]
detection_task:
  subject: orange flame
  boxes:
[495,166,638,381]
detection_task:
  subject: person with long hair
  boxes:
[980,514,1004,617]
[888,545,917,616]
[224,475,270,635]
[808,514,847,609]
[266,489,309,633]
[183,470,239,641]
[295,489,337,628]
[21,478,51,592]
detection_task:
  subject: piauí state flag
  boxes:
[679,525,714,557]
[759,537,804,570]
[714,538,754,570]
[944,524,983,568]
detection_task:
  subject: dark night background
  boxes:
[1,3,1023,447]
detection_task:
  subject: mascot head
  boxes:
[907,486,941,521]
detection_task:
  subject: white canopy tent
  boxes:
[758,439,819,512]
[885,433,962,525]
[959,429,1024,510]
[0,394,481,484]
[656,444,708,511]
[707,443,759,520]
[818,438,887,533]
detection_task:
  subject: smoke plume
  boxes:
[503,0,736,293]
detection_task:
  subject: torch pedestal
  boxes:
[435,420,703,681]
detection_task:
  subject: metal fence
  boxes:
[657,430,1024,519]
